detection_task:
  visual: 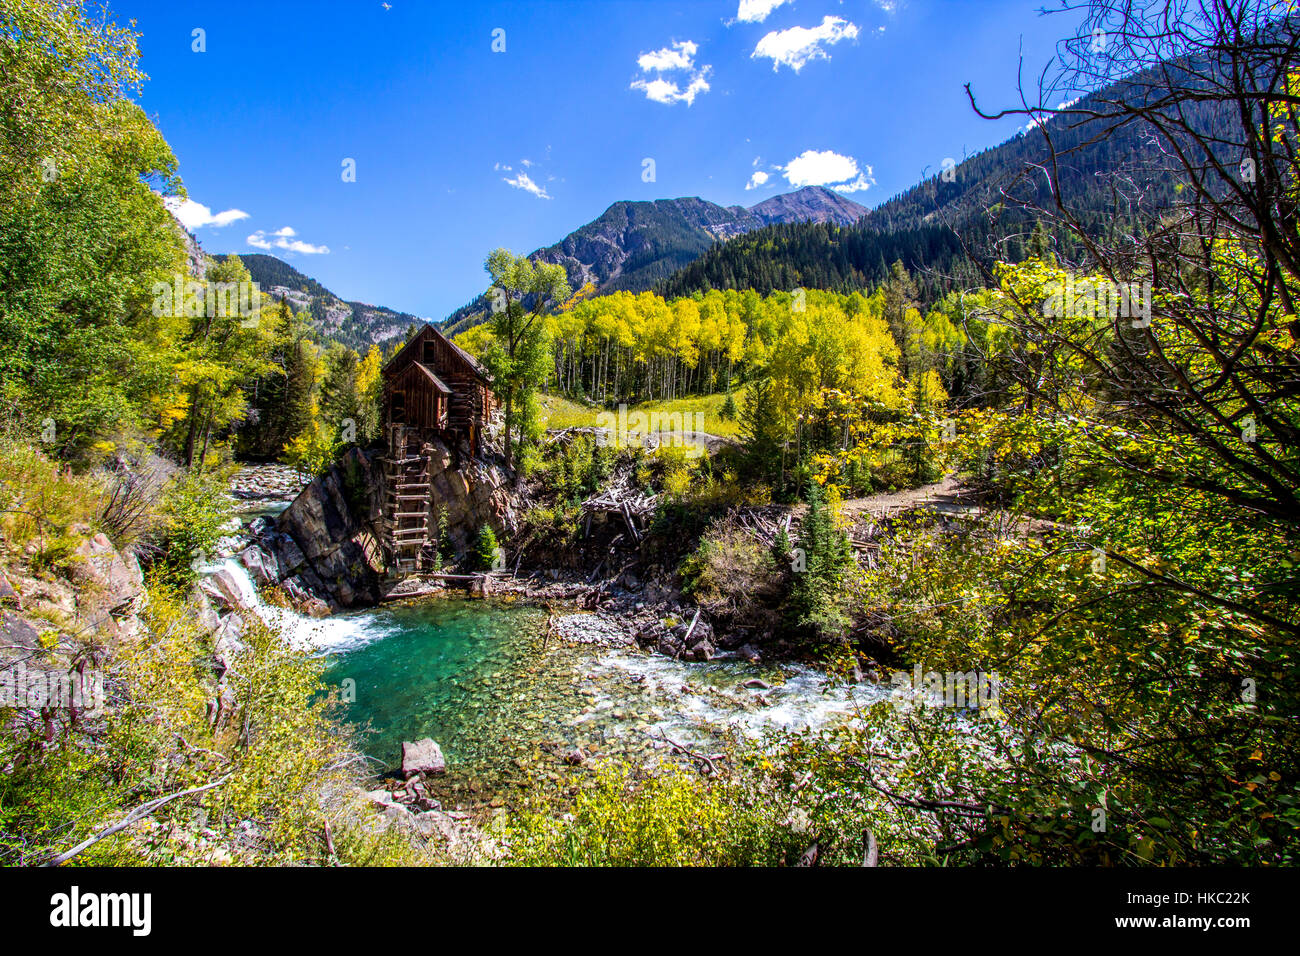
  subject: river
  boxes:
[214,559,885,808]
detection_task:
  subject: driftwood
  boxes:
[43,773,233,866]
[729,505,795,549]
[541,603,557,651]
[653,731,726,776]
[682,608,702,646]
[581,477,658,544]
[545,425,611,446]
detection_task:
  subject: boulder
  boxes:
[401,738,447,778]
[277,536,307,576]
[213,614,245,671]
[70,533,143,601]
[0,569,20,609]
[656,635,684,658]
[192,588,221,634]
[240,546,274,586]
[200,568,249,612]
[68,534,145,639]
[686,639,715,661]
[1,611,40,651]
[302,598,332,619]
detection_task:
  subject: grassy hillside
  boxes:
[538,387,747,439]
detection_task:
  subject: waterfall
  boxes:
[207,558,395,655]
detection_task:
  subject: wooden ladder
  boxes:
[382,425,432,576]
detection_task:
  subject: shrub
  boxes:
[151,470,232,588]
[504,763,800,866]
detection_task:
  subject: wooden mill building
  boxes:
[381,323,495,454]
[378,323,495,574]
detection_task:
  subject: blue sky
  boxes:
[123,0,1078,320]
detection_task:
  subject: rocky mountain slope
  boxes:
[236,253,423,350]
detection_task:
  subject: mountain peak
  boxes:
[747,185,868,226]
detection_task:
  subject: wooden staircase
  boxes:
[381,425,433,576]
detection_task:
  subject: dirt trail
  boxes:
[778,475,977,532]
[837,474,976,522]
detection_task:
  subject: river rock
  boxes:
[685,639,715,662]
[240,546,274,586]
[302,598,332,619]
[200,568,249,612]
[657,634,684,658]
[401,738,447,778]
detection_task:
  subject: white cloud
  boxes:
[630,72,711,106]
[1025,97,1081,131]
[778,149,875,193]
[279,238,330,254]
[751,15,860,72]
[735,0,792,24]
[745,170,771,190]
[637,40,698,72]
[246,229,329,254]
[503,171,551,199]
[164,197,249,230]
[630,39,711,105]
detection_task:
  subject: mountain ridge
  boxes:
[442,184,867,332]
[234,253,424,350]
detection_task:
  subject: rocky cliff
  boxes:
[237,439,517,612]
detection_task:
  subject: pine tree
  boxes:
[788,479,853,640]
[719,388,737,421]
[433,507,449,572]
[473,524,499,572]
[739,376,783,488]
